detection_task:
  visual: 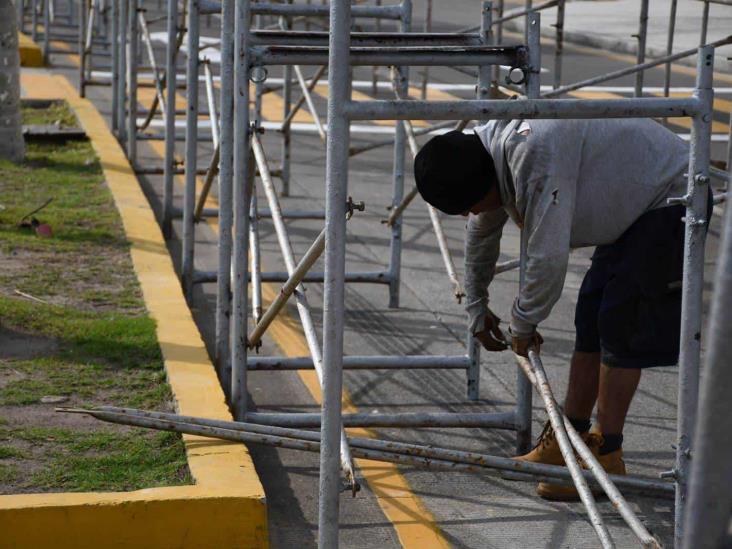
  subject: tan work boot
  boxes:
[536,434,627,501]
[514,421,581,467]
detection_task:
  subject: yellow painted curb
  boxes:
[18,32,44,67]
[2,71,268,549]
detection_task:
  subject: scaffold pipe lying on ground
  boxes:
[56,405,674,499]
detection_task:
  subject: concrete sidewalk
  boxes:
[515,0,732,72]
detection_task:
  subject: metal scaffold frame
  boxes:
[73,0,732,546]
[15,0,112,68]
[128,0,530,417]
[213,1,541,492]
[317,2,715,543]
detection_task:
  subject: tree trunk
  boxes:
[0,0,25,162]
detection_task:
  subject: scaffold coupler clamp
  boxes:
[248,123,265,135]
[341,476,361,497]
[454,283,466,304]
[346,196,366,220]
[246,337,263,353]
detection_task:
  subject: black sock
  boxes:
[600,434,623,455]
[568,416,591,434]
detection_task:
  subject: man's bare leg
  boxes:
[596,365,641,435]
[563,351,601,422]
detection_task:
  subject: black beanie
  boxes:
[414,131,496,215]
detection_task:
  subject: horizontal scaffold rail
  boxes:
[192,269,393,285]
[344,96,702,120]
[247,354,472,370]
[250,30,486,47]
[250,45,526,68]
[199,0,406,19]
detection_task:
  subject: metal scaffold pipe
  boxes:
[345,96,702,121]
[392,70,465,302]
[230,0,253,421]
[545,34,732,99]
[319,0,353,542]
[214,0,234,392]
[674,45,714,547]
[521,352,661,548]
[57,406,674,497]
[247,228,325,348]
[252,131,359,494]
[681,137,732,549]
[515,354,614,548]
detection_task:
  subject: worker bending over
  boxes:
[414,118,701,500]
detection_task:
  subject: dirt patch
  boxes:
[0,326,58,361]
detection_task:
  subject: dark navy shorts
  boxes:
[574,205,687,369]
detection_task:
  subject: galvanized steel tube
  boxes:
[545,35,732,99]
[253,132,357,493]
[249,193,263,326]
[319,0,352,543]
[293,64,326,141]
[66,406,675,496]
[699,0,710,46]
[634,0,648,97]
[247,228,325,348]
[203,60,219,147]
[248,411,517,429]
[520,353,615,549]
[553,0,565,90]
[386,2,412,310]
[682,138,732,549]
[514,12,542,454]
[116,0,126,140]
[215,0,234,395]
[231,0,252,420]
[674,46,714,548]
[42,0,50,61]
[247,354,471,370]
[280,11,292,196]
[139,12,167,126]
[31,0,38,41]
[252,45,522,67]
[345,96,701,121]
[281,65,326,131]
[110,0,118,132]
[181,0,199,297]
[663,0,678,99]
[126,0,138,163]
[162,0,178,237]
[77,0,87,95]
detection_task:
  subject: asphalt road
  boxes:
[44,1,731,546]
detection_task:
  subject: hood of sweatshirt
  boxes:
[473,119,523,227]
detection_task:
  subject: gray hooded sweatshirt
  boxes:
[466,118,689,337]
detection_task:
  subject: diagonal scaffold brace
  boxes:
[249,130,362,495]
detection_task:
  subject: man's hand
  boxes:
[511,330,544,358]
[474,309,508,352]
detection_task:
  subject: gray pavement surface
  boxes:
[497,0,732,71]
[38,0,731,546]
